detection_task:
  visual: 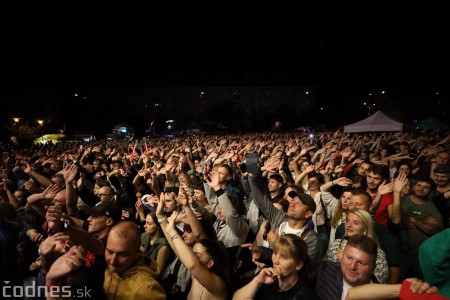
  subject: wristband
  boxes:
[157,216,167,224]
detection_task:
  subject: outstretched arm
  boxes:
[165,211,227,296]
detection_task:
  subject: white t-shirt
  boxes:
[278,222,307,237]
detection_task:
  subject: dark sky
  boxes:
[2,9,449,92]
[2,8,450,133]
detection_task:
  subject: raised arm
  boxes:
[23,161,53,188]
[165,211,227,296]
[391,173,408,224]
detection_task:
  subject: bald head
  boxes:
[109,221,140,249]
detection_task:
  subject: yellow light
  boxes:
[37,120,44,125]
[13,117,20,123]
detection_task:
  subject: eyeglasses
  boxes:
[98,193,113,197]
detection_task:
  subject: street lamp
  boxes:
[12,117,20,123]
[37,120,44,126]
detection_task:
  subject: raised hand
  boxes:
[46,204,63,232]
[63,164,79,183]
[241,243,262,262]
[377,180,394,195]
[333,177,353,187]
[206,171,220,189]
[155,192,166,219]
[255,267,281,285]
[45,245,87,285]
[166,210,180,236]
[42,184,61,201]
[394,172,408,193]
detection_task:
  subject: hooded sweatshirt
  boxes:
[103,254,165,300]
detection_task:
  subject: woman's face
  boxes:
[301,161,310,172]
[193,243,212,269]
[143,215,158,235]
[398,164,410,175]
[272,248,302,278]
[341,191,352,210]
[345,212,365,237]
[194,189,206,203]
[401,180,411,195]
[307,177,320,191]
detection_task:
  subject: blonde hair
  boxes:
[346,209,379,245]
[331,189,351,228]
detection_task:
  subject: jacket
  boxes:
[103,254,166,300]
[247,175,319,263]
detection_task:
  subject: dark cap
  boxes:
[83,200,120,220]
[270,173,284,184]
[288,191,316,213]
[434,164,450,174]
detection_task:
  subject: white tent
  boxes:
[344,110,403,133]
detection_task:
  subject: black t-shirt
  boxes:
[254,280,318,300]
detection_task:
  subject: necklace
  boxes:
[199,286,204,300]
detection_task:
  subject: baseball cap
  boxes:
[83,200,120,220]
[288,191,316,213]
[434,164,450,174]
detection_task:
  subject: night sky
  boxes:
[2,8,450,133]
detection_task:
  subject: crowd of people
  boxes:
[0,128,449,299]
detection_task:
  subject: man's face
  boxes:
[268,179,282,193]
[96,187,114,201]
[287,197,311,220]
[13,190,26,205]
[217,166,230,184]
[51,160,63,172]
[93,161,101,170]
[436,153,449,165]
[283,187,295,203]
[164,193,178,213]
[87,215,109,235]
[341,245,375,286]
[357,163,370,176]
[348,195,370,211]
[434,173,449,187]
[53,190,67,207]
[413,181,433,199]
[105,233,139,275]
[366,172,383,191]
[217,204,228,221]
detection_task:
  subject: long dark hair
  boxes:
[197,239,232,292]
